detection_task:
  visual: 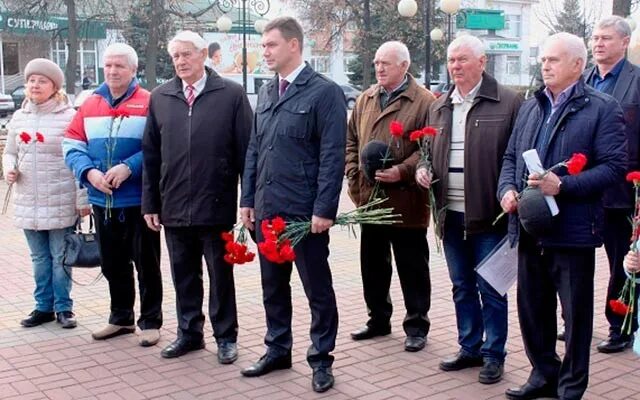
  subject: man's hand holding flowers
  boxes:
[104,163,132,189]
[527,171,562,196]
[86,169,113,195]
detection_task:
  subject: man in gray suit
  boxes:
[585,16,640,353]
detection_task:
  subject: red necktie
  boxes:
[279,79,289,97]
[185,85,195,106]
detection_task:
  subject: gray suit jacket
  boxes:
[585,59,640,208]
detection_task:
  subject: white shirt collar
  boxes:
[182,71,207,97]
[279,62,306,86]
[451,77,483,105]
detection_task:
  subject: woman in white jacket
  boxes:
[2,58,89,329]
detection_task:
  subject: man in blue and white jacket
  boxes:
[63,43,162,346]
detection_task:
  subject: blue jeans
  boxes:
[443,211,508,362]
[24,227,74,313]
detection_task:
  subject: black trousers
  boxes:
[93,205,162,329]
[603,208,639,336]
[164,225,237,343]
[256,221,338,368]
[360,224,431,337]
[518,233,595,400]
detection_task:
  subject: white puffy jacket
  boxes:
[2,97,88,230]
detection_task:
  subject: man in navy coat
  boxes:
[239,16,346,393]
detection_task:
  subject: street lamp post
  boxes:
[440,0,461,85]
[216,0,271,90]
[398,0,431,88]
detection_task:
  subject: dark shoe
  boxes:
[241,353,292,377]
[350,325,391,341]
[505,382,558,399]
[439,351,483,371]
[557,327,565,342]
[478,361,503,384]
[312,366,334,393]
[596,334,633,354]
[160,338,205,359]
[217,342,238,364]
[20,310,55,327]
[404,336,426,352]
[56,311,77,329]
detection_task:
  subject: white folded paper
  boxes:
[521,149,560,216]
[476,236,518,296]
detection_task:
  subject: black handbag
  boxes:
[63,215,101,268]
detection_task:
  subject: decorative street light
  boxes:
[216,0,271,90]
[397,0,431,89]
[439,0,461,84]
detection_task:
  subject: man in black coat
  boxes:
[498,32,627,400]
[585,16,640,354]
[239,17,346,393]
[142,30,253,363]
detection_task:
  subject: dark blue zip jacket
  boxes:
[497,79,627,248]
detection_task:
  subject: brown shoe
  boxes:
[138,329,160,347]
[91,324,135,340]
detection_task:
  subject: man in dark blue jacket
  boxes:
[239,17,346,393]
[585,16,640,354]
[498,32,627,400]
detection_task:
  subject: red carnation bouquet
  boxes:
[221,224,256,265]
[103,109,131,219]
[610,171,640,334]
[410,125,443,252]
[367,120,404,203]
[493,152,588,225]
[2,132,45,214]
[258,198,401,264]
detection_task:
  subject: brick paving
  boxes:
[0,181,639,399]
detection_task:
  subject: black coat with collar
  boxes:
[584,59,640,209]
[142,67,253,227]
[240,63,347,220]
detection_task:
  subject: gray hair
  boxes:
[168,30,207,54]
[543,32,588,71]
[447,35,485,58]
[377,41,411,67]
[104,43,138,69]
[595,16,632,38]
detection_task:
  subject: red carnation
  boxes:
[19,132,31,144]
[626,171,640,184]
[566,153,587,175]
[271,216,286,234]
[389,120,404,137]
[409,130,424,142]
[279,243,296,262]
[609,299,629,316]
[221,231,234,242]
[422,126,438,137]
[35,132,44,143]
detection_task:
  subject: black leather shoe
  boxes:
[312,366,334,393]
[56,311,77,329]
[557,327,565,342]
[241,353,292,377]
[21,310,55,327]
[596,334,633,354]
[217,342,238,364]
[439,351,483,371]
[404,336,426,352]
[350,325,391,341]
[478,361,503,384]
[505,382,558,399]
[160,338,205,359]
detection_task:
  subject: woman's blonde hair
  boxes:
[23,87,68,108]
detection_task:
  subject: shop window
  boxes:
[3,42,19,75]
[507,55,521,75]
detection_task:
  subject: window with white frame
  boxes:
[343,53,357,75]
[504,14,521,38]
[50,39,99,86]
[309,55,330,73]
[506,55,521,75]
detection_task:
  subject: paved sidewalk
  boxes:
[0,181,639,400]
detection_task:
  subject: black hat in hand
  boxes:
[360,140,392,184]
[518,186,554,237]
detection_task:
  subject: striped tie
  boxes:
[185,84,195,106]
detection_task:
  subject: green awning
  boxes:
[0,12,107,39]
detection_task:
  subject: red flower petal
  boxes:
[271,216,286,234]
[422,126,438,137]
[221,231,234,242]
[409,130,424,142]
[389,120,404,137]
[566,153,587,175]
[35,132,44,143]
[626,171,640,184]
[19,132,31,143]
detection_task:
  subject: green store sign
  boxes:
[0,12,107,39]
[487,41,520,52]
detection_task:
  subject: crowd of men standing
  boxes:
[6,12,639,399]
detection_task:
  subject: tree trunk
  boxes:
[145,0,164,90]
[64,0,78,95]
[362,0,372,89]
[612,0,631,16]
